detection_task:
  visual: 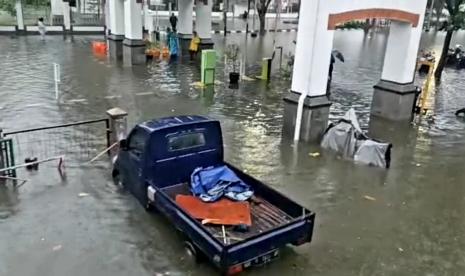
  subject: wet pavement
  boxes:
[1,29,465,276]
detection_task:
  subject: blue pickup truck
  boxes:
[112,115,315,275]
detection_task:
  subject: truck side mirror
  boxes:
[120,139,129,151]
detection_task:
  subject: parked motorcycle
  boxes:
[447,44,465,69]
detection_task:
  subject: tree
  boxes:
[256,0,273,34]
[434,0,465,80]
[0,0,16,16]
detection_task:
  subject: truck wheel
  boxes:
[112,169,124,188]
[184,241,202,264]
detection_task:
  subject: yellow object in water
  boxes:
[189,36,201,52]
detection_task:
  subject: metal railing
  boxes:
[0,137,16,178]
[3,118,111,166]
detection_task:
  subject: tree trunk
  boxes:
[258,13,265,34]
[435,29,454,80]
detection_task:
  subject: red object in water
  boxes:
[92,41,107,54]
[176,195,252,226]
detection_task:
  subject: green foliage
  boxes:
[21,0,50,7]
[335,21,371,30]
[443,0,465,30]
[0,0,16,16]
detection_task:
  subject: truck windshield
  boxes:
[168,132,206,151]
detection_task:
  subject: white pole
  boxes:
[54,63,61,100]
[293,93,306,141]
[239,58,243,81]
[293,0,320,142]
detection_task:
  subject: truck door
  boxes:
[123,127,148,205]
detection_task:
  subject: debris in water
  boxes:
[78,193,90,197]
[416,163,421,167]
[309,152,321,157]
[363,195,376,201]
[398,247,404,252]
[52,245,62,251]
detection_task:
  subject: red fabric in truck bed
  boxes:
[175,195,252,226]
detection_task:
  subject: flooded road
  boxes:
[1,29,465,276]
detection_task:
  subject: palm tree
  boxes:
[434,0,465,80]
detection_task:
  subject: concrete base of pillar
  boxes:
[179,33,193,56]
[108,34,124,60]
[371,80,418,121]
[123,39,146,65]
[282,92,332,143]
[199,38,214,51]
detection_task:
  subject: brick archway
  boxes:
[327,8,420,30]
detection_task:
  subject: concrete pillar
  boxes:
[179,0,194,36]
[106,107,128,157]
[123,0,145,65]
[178,0,194,54]
[371,19,425,121]
[108,0,125,60]
[282,0,333,142]
[62,1,71,31]
[104,0,110,35]
[195,0,214,50]
[15,0,24,31]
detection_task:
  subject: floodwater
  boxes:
[1,29,465,276]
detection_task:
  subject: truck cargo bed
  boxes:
[162,182,293,245]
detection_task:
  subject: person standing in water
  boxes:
[189,31,201,61]
[169,13,178,32]
[38,18,46,40]
[167,28,179,61]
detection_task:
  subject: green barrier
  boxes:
[201,50,216,85]
[257,57,272,81]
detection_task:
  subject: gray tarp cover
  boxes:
[321,109,391,168]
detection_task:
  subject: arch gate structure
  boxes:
[283,0,428,142]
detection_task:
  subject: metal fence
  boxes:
[3,118,111,167]
[72,12,104,26]
[0,138,16,178]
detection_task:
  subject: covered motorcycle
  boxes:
[321,109,392,168]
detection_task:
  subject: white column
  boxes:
[51,0,63,16]
[104,0,110,34]
[143,0,150,31]
[124,0,143,40]
[62,1,71,30]
[381,21,424,84]
[291,1,333,97]
[195,0,212,39]
[109,0,125,36]
[15,0,24,31]
[178,0,194,36]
